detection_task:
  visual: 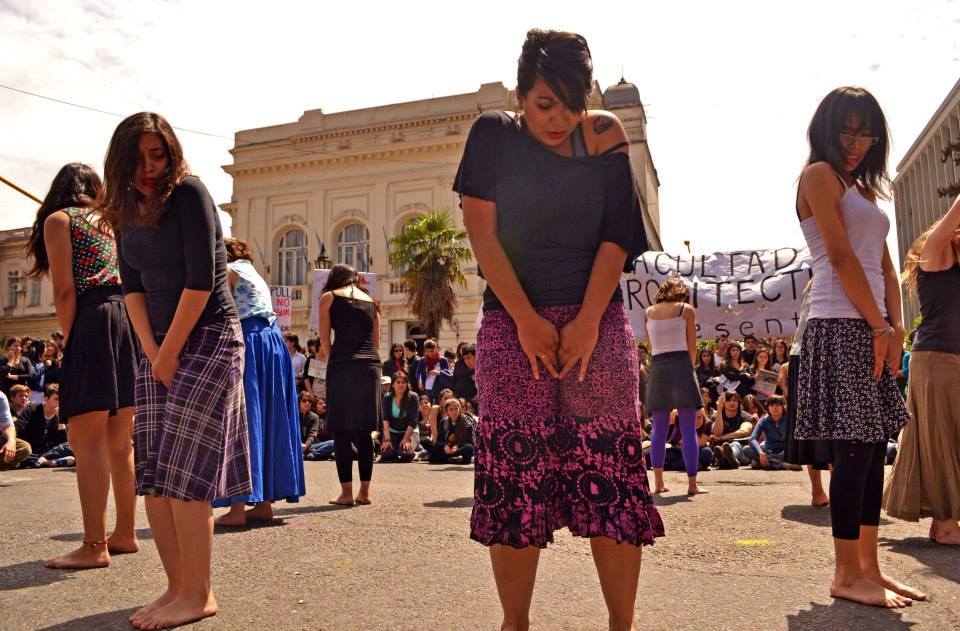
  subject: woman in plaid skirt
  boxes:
[105,113,251,630]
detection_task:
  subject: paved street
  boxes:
[1,462,958,631]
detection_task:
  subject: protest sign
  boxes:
[622,247,812,341]
[269,285,293,329]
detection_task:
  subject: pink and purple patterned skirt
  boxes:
[471,301,665,548]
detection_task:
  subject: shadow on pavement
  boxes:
[881,536,960,585]
[427,466,474,472]
[424,497,474,509]
[785,601,916,631]
[37,607,139,630]
[0,559,74,591]
[51,527,153,543]
[214,519,288,535]
[781,504,892,528]
[653,494,693,507]
[273,504,355,517]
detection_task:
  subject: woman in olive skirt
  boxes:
[105,113,251,630]
[317,264,381,506]
[26,163,141,570]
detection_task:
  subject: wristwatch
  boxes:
[870,325,896,338]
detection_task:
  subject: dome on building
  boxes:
[603,76,641,109]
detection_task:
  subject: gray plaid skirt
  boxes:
[134,318,252,501]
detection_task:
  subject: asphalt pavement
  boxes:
[1,462,958,630]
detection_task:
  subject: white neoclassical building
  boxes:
[893,76,960,325]
[223,79,661,356]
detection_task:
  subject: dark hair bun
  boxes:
[517,29,593,114]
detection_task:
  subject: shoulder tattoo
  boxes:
[592,116,615,134]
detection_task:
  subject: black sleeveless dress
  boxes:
[325,289,381,433]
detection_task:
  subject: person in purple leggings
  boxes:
[455,28,663,631]
[643,278,705,495]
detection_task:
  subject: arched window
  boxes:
[336,223,370,272]
[276,228,307,285]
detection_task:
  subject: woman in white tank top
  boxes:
[643,278,705,496]
[794,87,920,608]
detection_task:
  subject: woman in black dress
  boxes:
[317,264,381,506]
[25,163,141,570]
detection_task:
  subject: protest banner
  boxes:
[622,247,812,341]
[309,269,378,330]
[269,285,293,329]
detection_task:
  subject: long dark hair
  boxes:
[322,263,380,312]
[26,163,103,278]
[101,112,190,230]
[517,29,593,114]
[321,263,362,293]
[804,87,891,200]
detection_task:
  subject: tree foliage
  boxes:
[937,139,960,199]
[387,210,472,339]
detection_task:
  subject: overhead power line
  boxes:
[0,82,232,139]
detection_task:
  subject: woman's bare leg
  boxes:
[105,407,138,553]
[490,544,540,631]
[592,537,642,631]
[45,410,111,569]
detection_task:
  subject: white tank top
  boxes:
[647,304,688,355]
[800,181,888,320]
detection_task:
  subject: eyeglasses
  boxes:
[839,133,879,148]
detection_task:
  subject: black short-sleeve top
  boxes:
[453,111,648,310]
[116,176,238,335]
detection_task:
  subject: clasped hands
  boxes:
[517,314,599,382]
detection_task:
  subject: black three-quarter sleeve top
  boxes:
[453,111,649,311]
[115,176,238,335]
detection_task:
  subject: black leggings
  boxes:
[334,430,374,484]
[829,440,886,540]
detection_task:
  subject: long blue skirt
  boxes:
[213,317,305,506]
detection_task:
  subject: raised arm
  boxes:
[919,193,960,271]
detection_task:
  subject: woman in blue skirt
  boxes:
[214,238,305,525]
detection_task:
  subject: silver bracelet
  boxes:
[870,325,895,338]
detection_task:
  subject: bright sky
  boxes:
[2,0,959,267]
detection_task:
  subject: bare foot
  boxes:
[867,572,929,601]
[45,543,109,570]
[830,577,912,608]
[654,486,669,494]
[931,522,960,545]
[106,533,140,555]
[245,504,274,521]
[354,495,371,505]
[811,492,830,507]
[130,589,177,626]
[329,495,354,506]
[214,511,247,527]
[135,593,217,630]
[687,486,708,495]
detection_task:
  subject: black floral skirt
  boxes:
[794,318,909,443]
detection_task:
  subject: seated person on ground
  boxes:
[0,390,31,470]
[16,384,72,467]
[741,395,797,470]
[710,392,756,469]
[429,398,475,465]
[379,373,419,463]
[7,385,30,418]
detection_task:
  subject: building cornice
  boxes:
[895,76,960,177]
[223,141,464,177]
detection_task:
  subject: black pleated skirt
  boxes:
[784,354,832,467]
[326,360,381,433]
[60,286,141,420]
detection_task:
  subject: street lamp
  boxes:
[315,244,332,270]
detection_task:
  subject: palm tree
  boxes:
[388,210,472,339]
